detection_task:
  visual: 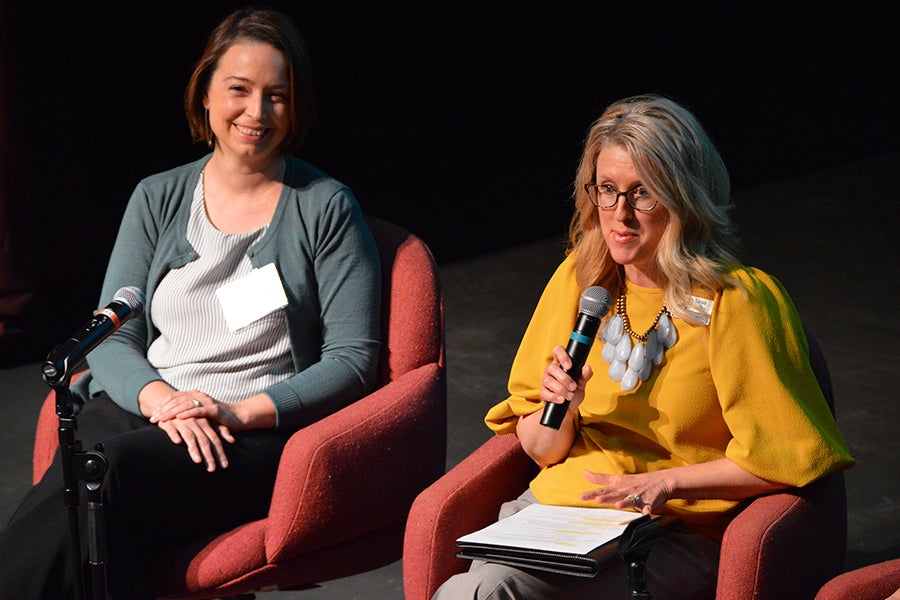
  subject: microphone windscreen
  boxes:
[580,286,612,318]
[113,286,146,318]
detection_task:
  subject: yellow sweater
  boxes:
[485,254,854,539]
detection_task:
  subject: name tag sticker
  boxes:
[216,263,288,332]
[688,295,714,326]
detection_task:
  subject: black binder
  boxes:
[456,506,678,578]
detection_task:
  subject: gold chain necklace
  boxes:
[600,293,677,391]
[615,294,672,342]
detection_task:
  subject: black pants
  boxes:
[0,393,291,600]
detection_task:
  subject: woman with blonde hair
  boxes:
[434,94,854,599]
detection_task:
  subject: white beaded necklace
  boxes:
[599,294,677,391]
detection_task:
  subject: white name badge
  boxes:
[688,295,714,326]
[215,262,288,332]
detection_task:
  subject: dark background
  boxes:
[1,1,897,365]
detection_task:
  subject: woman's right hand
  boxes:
[540,345,592,413]
[155,415,233,472]
[517,345,592,468]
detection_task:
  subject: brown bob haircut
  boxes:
[184,7,317,155]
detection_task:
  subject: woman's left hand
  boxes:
[579,470,673,515]
[149,390,241,431]
[149,390,276,432]
[580,458,791,513]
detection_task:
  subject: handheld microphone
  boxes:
[539,285,612,429]
[42,286,146,386]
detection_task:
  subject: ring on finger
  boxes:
[626,494,644,508]
[192,399,202,408]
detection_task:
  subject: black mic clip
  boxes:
[41,286,145,388]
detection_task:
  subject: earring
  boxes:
[205,109,213,147]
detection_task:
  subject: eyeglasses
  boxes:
[583,183,658,212]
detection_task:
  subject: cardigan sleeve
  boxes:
[260,184,382,428]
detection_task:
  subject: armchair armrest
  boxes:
[265,361,445,561]
[717,471,847,600]
[815,558,900,600]
[403,433,534,600]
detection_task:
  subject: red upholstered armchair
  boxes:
[32,216,447,599]
[403,329,847,600]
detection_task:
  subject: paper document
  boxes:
[456,504,644,555]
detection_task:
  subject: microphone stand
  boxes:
[43,370,109,600]
[616,515,680,600]
[39,289,144,599]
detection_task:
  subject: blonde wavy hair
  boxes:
[568,94,740,323]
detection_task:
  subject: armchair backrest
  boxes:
[366,215,445,384]
[805,326,834,414]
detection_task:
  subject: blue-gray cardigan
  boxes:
[73,155,382,429]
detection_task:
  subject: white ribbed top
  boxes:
[146,176,293,402]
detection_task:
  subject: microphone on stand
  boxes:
[42,286,146,386]
[539,285,612,429]
[40,287,144,600]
